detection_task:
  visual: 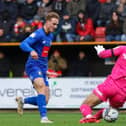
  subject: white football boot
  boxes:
[15,97,24,115]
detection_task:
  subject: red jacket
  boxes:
[14,22,26,34]
[31,21,43,29]
[76,18,95,37]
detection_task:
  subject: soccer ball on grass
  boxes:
[102,107,119,122]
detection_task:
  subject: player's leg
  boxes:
[80,76,116,123]
[33,77,52,123]
[15,67,39,115]
[16,97,24,115]
[16,95,38,115]
[80,93,102,123]
[80,93,102,118]
[45,86,50,104]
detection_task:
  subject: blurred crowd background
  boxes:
[0,0,125,77]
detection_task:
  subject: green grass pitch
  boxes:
[0,112,125,126]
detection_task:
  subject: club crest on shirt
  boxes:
[30,33,36,38]
[42,40,46,44]
[38,71,42,75]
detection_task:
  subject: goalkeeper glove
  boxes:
[94,45,105,54]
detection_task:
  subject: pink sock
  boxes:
[94,109,104,119]
[80,104,92,117]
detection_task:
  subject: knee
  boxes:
[36,83,46,89]
[34,83,46,94]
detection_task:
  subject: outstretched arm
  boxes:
[94,45,124,58]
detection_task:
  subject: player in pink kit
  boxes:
[80,45,126,123]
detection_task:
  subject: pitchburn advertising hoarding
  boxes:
[0,78,126,109]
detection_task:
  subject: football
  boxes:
[102,107,119,122]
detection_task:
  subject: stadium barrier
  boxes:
[0,41,126,46]
[0,78,126,109]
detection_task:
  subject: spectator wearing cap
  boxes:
[31,15,43,31]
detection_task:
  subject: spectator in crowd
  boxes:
[20,24,33,41]
[13,17,26,41]
[116,0,126,6]
[117,1,126,21]
[16,0,25,3]
[121,18,126,40]
[31,15,43,31]
[22,71,28,78]
[68,51,89,77]
[66,0,87,18]
[14,17,26,34]
[19,0,38,23]
[14,24,33,41]
[0,0,18,22]
[0,27,10,42]
[85,0,101,27]
[97,0,117,26]
[76,11,95,41]
[0,10,14,41]
[52,0,66,17]
[48,50,67,76]
[0,51,11,77]
[98,0,107,3]
[57,11,76,42]
[36,0,52,21]
[106,11,123,41]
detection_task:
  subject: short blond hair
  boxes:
[46,12,60,21]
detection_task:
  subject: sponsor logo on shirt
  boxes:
[41,46,50,57]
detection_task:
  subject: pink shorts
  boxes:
[93,76,126,108]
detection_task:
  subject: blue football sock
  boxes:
[37,94,47,118]
[24,96,37,105]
